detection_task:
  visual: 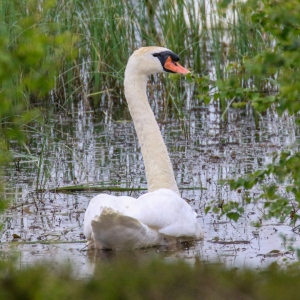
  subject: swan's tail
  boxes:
[91,207,162,249]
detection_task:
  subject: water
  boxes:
[1,95,300,276]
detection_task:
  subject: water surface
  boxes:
[1,95,299,276]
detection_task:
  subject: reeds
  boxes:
[0,0,274,112]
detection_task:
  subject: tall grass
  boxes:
[0,0,273,113]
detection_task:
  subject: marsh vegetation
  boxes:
[1,0,300,297]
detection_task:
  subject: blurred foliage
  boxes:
[205,199,245,222]
[204,0,300,227]
[197,0,300,114]
[246,0,300,114]
[1,258,300,300]
[228,151,300,226]
[0,0,77,211]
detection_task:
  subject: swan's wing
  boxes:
[91,207,162,249]
[124,188,202,238]
[83,194,136,242]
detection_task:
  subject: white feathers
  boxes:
[84,189,203,249]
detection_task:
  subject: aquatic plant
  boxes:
[218,0,300,229]
[0,0,77,212]
[1,257,300,300]
[0,0,271,113]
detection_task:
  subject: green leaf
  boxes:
[226,212,240,222]
[205,206,211,214]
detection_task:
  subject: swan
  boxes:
[84,46,203,249]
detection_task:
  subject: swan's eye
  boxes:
[152,53,159,57]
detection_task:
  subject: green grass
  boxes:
[0,0,273,113]
[1,257,300,300]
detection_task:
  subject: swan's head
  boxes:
[125,46,190,76]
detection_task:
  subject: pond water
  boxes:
[1,89,300,277]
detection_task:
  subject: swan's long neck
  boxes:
[124,70,179,195]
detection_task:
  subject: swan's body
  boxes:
[84,47,203,249]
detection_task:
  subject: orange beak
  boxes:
[164,56,190,74]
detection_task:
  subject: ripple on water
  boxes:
[1,102,300,276]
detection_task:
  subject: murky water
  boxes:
[1,93,300,276]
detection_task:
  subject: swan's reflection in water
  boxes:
[84,240,204,276]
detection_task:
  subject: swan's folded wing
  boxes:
[91,207,162,249]
[124,188,202,238]
[84,194,136,241]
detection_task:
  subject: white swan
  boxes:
[84,46,203,249]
